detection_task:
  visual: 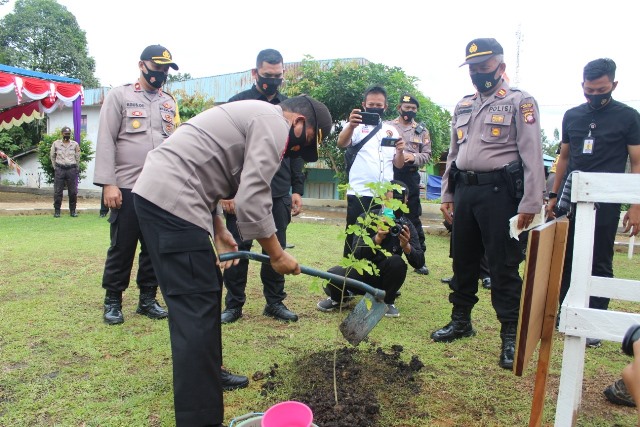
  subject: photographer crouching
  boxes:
[317,181,425,317]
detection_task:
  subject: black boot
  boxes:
[431,306,476,342]
[103,291,124,325]
[499,322,517,369]
[221,368,249,391]
[136,286,168,319]
[53,209,61,218]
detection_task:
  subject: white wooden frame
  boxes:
[555,172,640,426]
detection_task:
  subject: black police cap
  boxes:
[400,94,419,109]
[61,126,71,134]
[460,38,503,66]
[140,45,179,70]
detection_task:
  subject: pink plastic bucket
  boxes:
[261,401,313,427]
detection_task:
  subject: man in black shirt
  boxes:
[547,58,640,350]
[220,49,305,324]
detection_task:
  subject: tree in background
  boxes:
[37,128,94,184]
[541,128,561,157]
[284,57,451,185]
[170,89,215,123]
[0,0,99,88]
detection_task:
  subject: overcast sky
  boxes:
[2,0,639,138]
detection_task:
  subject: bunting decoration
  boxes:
[0,150,23,176]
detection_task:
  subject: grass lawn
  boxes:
[0,214,638,426]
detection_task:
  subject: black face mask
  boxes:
[366,107,385,117]
[400,110,416,122]
[62,135,70,141]
[285,121,307,158]
[257,75,282,96]
[471,65,502,93]
[584,91,612,110]
[142,63,167,89]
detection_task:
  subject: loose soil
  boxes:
[255,345,425,427]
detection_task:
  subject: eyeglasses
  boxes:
[301,95,321,146]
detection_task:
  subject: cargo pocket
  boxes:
[454,114,471,145]
[125,108,149,133]
[481,113,512,144]
[159,230,218,295]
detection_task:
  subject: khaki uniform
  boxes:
[388,118,432,166]
[50,138,81,211]
[442,79,544,324]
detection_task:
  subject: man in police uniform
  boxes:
[50,126,80,217]
[219,49,304,324]
[432,38,545,370]
[93,45,180,326]
[388,94,432,275]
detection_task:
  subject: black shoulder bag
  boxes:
[344,123,382,176]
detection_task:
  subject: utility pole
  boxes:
[514,23,523,86]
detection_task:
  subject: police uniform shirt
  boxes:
[561,99,640,175]
[50,139,80,166]
[133,100,289,240]
[227,86,304,198]
[441,80,545,214]
[347,123,400,197]
[388,118,432,166]
[93,82,178,189]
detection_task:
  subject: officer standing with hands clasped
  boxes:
[388,94,432,275]
[432,38,545,370]
[50,126,80,218]
[93,44,179,325]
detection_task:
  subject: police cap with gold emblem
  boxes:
[460,38,503,66]
[140,45,179,70]
[400,94,419,109]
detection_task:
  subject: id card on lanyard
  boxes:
[583,123,596,155]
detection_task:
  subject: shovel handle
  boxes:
[218,251,385,301]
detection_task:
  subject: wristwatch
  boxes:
[548,192,558,199]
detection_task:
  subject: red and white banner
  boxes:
[0,150,22,176]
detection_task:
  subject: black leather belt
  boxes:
[55,163,76,169]
[457,170,503,185]
[395,166,419,173]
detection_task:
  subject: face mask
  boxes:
[142,63,167,89]
[471,65,502,93]
[382,207,395,220]
[365,107,385,117]
[63,135,70,141]
[285,121,307,158]
[584,91,612,110]
[257,75,282,96]
[400,110,416,122]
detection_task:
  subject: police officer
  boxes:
[388,94,432,275]
[50,126,80,217]
[219,49,304,324]
[93,44,179,325]
[432,38,545,370]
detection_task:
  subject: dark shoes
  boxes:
[136,287,168,319]
[499,322,517,369]
[53,209,61,218]
[586,338,602,348]
[414,265,430,275]
[263,302,298,322]
[70,210,78,217]
[221,308,243,324]
[440,277,452,284]
[481,277,491,289]
[221,368,249,391]
[431,307,476,342]
[604,378,635,407]
[103,292,124,325]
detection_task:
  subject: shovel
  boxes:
[218,251,387,345]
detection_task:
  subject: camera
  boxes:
[359,111,380,126]
[623,324,640,356]
[389,217,409,237]
[380,137,400,147]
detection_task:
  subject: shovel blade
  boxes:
[339,293,387,346]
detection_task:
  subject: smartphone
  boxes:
[359,111,380,126]
[380,137,400,147]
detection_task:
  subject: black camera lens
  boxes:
[389,225,401,236]
[622,324,640,357]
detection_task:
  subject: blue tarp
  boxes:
[426,175,442,200]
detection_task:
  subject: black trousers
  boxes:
[448,226,490,280]
[327,254,407,304]
[559,202,620,310]
[134,194,224,427]
[222,195,291,309]
[451,179,524,323]
[101,188,156,293]
[394,168,426,252]
[53,166,78,210]
[343,195,378,258]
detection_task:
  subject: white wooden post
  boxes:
[555,172,640,426]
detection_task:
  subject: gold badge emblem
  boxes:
[162,50,171,60]
[469,43,478,54]
[491,127,501,137]
[524,112,536,124]
[132,120,140,129]
[163,102,172,109]
[491,115,504,123]
[402,95,411,103]
[496,89,507,98]
[457,129,463,139]
[164,114,173,123]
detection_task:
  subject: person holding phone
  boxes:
[337,85,405,258]
[387,94,432,275]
